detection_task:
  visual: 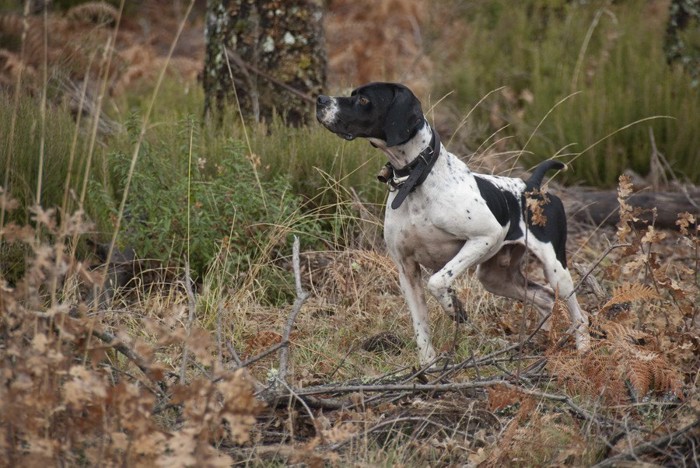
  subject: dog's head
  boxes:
[316,82,424,147]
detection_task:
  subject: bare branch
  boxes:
[278,236,310,383]
[571,243,631,297]
[594,419,700,467]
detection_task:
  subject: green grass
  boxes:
[0,92,95,223]
[436,0,700,186]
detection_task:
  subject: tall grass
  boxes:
[0,92,90,224]
[437,0,700,186]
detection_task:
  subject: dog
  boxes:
[316,82,590,365]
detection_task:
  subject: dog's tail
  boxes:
[525,160,567,190]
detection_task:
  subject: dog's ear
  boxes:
[383,84,423,147]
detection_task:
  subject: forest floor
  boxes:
[0,1,698,466]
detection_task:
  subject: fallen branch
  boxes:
[564,187,700,229]
[288,378,510,397]
[593,419,700,467]
[89,327,152,378]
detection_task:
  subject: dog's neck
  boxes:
[369,120,434,170]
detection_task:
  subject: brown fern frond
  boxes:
[66,2,119,25]
[547,348,597,397]
[549,312,685,405]
[601,282,659,312]
[616,174,635,242]
[626,359,653,399]
[547,297,569,345]
[651,359,684,398]
[586,351,629,404]
[485,404,587,466]
[0,13,28,37]
[487,384,523,411]
[601,321,652,345]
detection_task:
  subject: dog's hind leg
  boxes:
[397,259,437,365]
[526,241,591,351]
[476,244,556,329]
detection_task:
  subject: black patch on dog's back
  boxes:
[474,176,523,241]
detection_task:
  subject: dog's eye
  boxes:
[358,96,370,106]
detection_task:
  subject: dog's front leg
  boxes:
[427,236,500,323]
[397,259,436,365]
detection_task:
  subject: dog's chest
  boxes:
[384,201,466,271]
[383,152,520,271]
[383,155,474,270]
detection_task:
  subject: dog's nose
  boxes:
[316,95,331,108]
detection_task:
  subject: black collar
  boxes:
[376,128,441,209]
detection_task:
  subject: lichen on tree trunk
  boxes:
[665,0,700,85]
[203,0,327,126]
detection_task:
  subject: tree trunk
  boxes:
[665,0,700,82]
[203,0,326,126]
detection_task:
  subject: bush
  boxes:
[89,117,324,295]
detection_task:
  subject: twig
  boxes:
[216,301,223,366]
[327,415,475,451]
[226,49,316,104]
[89,327,151,377]
[571,243,631,297]
[275,377,316,427]
[572,262,607,301]
[420,331,546,378]
[500,383,609,426]
[288,378,510,397]
[593,419,700,467]
[278,236,310,383]
[298,394,350,410]
[277,377,619,431]
[226,340,243,367]
[237,341,286,369]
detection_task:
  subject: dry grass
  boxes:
[2,191,697,465]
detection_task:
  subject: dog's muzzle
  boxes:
[315,95,333,123]
[316,95,354,139]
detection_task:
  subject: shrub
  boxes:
[89,117,324,297]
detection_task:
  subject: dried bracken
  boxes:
[324,0,432,95]
[600,282,660,312]
[0,199,260,465]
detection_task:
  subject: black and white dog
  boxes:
[316,82,590,365]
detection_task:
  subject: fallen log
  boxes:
[563,188,700,229]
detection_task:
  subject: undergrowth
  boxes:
[88,115,325,294]
[4,169,697,465]
[0,198,260,466]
